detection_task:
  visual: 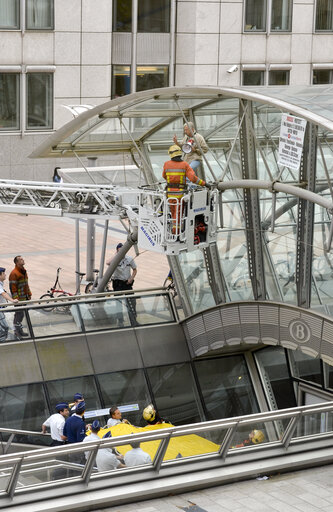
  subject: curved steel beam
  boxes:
[217,179,333,212]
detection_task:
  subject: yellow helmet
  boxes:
[251,429,265,444]
[143,404,156,422]
[168,145,182,158]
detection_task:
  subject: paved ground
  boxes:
[95,464,333,512]
[0,213,169,299]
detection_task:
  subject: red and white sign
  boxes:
[278,114,307,171]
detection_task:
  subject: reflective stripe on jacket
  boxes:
[162,159,205,195]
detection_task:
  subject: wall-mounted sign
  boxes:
[278,114,307,171]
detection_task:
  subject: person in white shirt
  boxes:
[82,420,102,460]
[0,267,17,342]
[124,442,152,467]
[42,402,69,446]
[96,431,125,471]
[107,406,129,427]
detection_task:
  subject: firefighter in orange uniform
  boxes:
[162,145,206,235]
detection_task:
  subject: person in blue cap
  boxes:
[82,420,101,460]
[63,400,87,444]
[41,402,69,446]
[69,392,84,414]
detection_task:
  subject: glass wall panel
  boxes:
[136,66,169,92]
[243,71,265,86]
[218,217,255,301]
[97,369,151,426]
[311,205,333,306]
[46,376,101,413]
[270,0,292,31]
[0,0,19,28]
[316,0,333,31]
[26,0,54,30]
[194,356,259,420]
[325,363,333,389]
[138,0,170,32]
[178,249,215,313]
[29,304,82,338]
[26,73,53,129]
[0,73,19,130]
[244,0,267,31]
[255,347,296,410]
[113,0,132,31]
[0,383,48,431]
[313,69,333,84]
[289,350,323,386]
[112,65,131,98]
[269,70,290,85]
[146,363,201,425]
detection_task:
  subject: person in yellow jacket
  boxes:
[162,145,206,235]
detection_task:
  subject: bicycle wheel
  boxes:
[55,293,71,313]
[85,282,94,294]
[39,293,56,311]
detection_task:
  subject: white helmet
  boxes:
[143,404,156,422]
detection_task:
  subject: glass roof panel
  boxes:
[32,85,333,159]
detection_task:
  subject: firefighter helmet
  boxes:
[251,429,265,444]
[168,145,182,158]
[143,404,156,422]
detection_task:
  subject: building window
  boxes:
[0,0,19,29]
[271,0,292,31]
[136,66,169,91]
[26,72,53,129]
[113,0,132,32]
[243,70,265,85]
[269,70,290,85]
[0,73,19,130]
[138,0,170,32]
[26,0,54,30]
[112,65,131,98]
[316,0,333,30]
[313,69,333,83]
[245,0,267,31]
[245,0,292,32]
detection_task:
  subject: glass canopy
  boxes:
[32,85,333,318]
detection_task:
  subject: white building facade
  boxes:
[0,0,332,179]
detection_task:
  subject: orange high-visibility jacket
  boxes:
[162,160,205,197]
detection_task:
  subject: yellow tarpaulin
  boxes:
[87,422,219,461]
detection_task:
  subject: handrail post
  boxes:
[153,434,171,473]
[4,433,15,455]
[219,425,238,461]
[281,413,301,449]
[6,458,23,499]
[82,446,98,485]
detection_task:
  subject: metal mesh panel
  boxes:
[259,304,279,345]
[221,306,241,345]
[239,304,260,344]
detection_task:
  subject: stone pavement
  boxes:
[0,213,169,299]
[95,464,333,512]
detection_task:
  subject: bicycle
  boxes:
[39,267,85,311]
[84,268,111,294]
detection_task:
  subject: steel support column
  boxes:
[296,124,317,308]
[167,254,193,317]
[239,100,266,300]
[203,243,226,304]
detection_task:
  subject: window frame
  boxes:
[0,0,20,30]
[315,0,333,32]
[244,0,293,33]
[25,0,54,31]
[26,71,54,131]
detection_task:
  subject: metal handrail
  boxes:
[0,400,332,499]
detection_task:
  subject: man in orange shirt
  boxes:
[9,255,31,339]
[162,145,206,235]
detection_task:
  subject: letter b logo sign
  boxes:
[289,320,311,344]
